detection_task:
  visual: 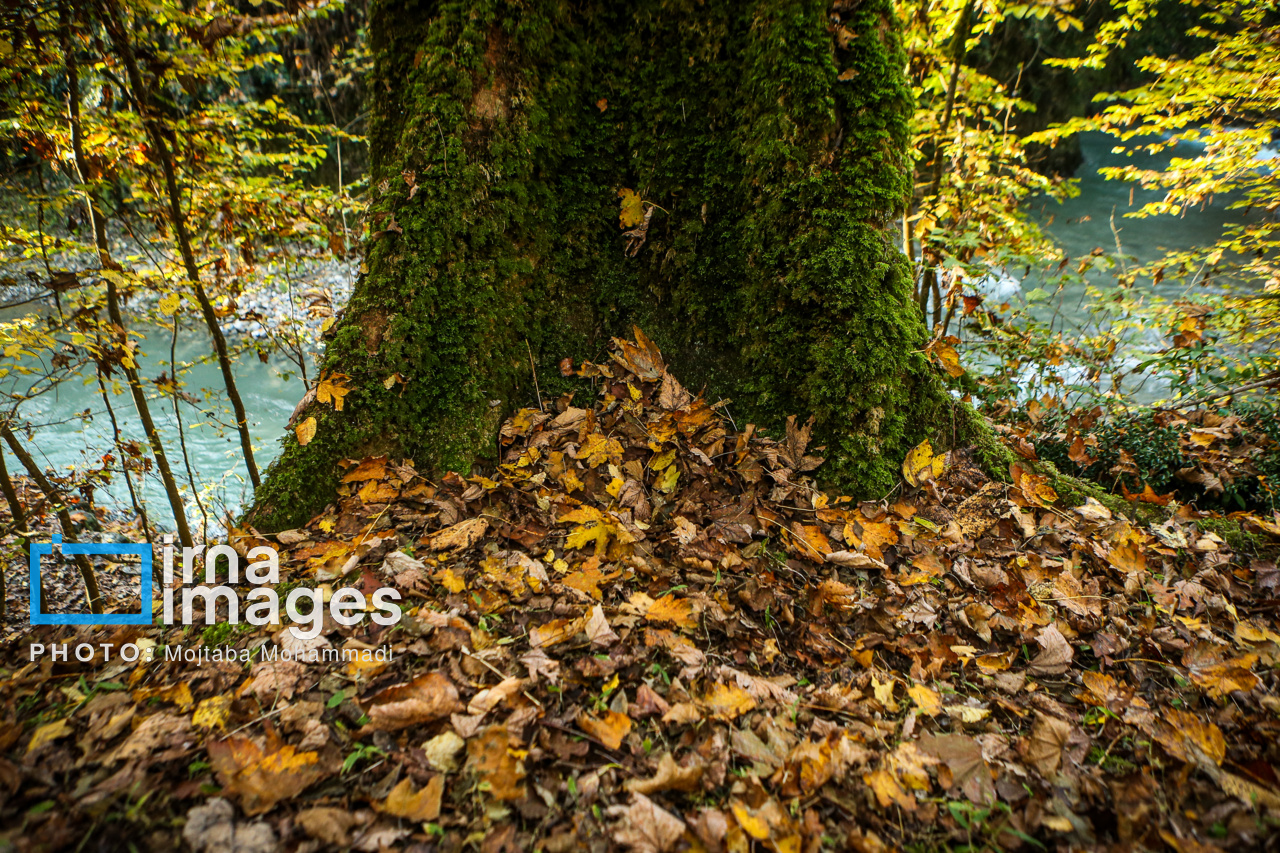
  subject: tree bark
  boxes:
[250,0,996,530]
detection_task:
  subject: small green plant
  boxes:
[341,742,386,774]
[945,799,1045,852]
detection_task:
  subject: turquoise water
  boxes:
[967,131,1265,402]
[1,324,309,535]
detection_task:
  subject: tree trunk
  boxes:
[249,0,994,530]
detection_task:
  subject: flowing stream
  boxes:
[970,131,1264,401]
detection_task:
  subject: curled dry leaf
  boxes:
[378,776,443,822]
[625,752,703,794]
[1029,623,1074,675]
[360,671,461,733]
[426,517,488,552]
[825,549,887,570]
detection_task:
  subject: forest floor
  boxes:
[2,332,1280,853]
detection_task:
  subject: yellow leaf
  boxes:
[646,595,696,629]
[1155,709,1225,765]
[468,725,526,800]
[907,684,942,717]
[206,737,333,816]
[935,343,965,377]
[295,416,317,446]
[158,293,182,316]
[863,767,914,811]
[703,683,756,721]
[732,802,772,840]
[566,522,610,553]
[133,681,195,711]
[650,449,676,470]
[949,705,990,723]
[618,188,645,228]
[579,710,632,749]
[26,718,71,754]
[872,676,899,712]
[193,695,233,731]
[529,617,583,648]
[656,464,679,493]
[436,568,466,593]
[316,372,351,411]
[903,439,945,487]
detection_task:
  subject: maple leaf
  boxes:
[917,733,994,805]
[1021,711,1072,776]
[207,735,336,816]
[907,683,943,717]
[618,188,645,229]
[315,372,350,411]
[646,595,696,629]
[702,682,757,721]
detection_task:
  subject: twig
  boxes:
[526,339,542,411]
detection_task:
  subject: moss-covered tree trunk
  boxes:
[248,0,975,530]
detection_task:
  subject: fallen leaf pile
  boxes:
[3,329,1280,852]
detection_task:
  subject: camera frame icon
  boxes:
[29,535,153,625]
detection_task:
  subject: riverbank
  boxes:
[0,222,357,344]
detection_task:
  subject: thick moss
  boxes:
[248,0,963,530]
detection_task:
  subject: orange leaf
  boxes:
[207,735,336,816]
[379,776,443,821]
[646,596,696,630]
[579,710,632,749]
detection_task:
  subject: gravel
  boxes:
[0,220,358,341]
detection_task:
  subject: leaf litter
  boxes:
[2,329,1280,851]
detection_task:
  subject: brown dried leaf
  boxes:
[625,752,703,794]
[361,671,461,732]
